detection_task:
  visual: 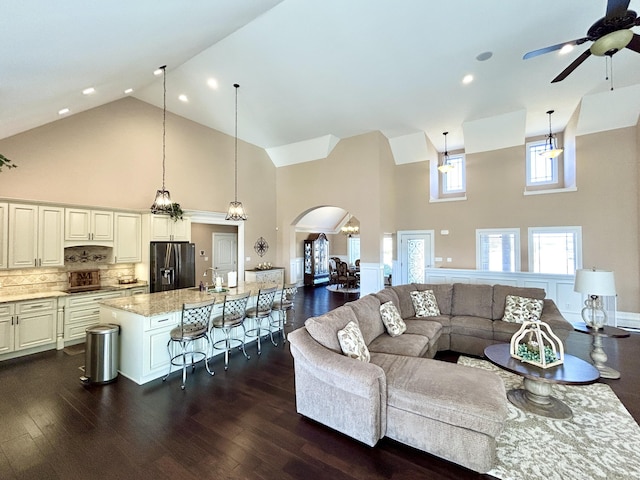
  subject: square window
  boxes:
[442,154,465,194]
[476,229,520,272]
[528,226,582,275]
[526,140,559,186]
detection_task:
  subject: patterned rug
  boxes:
[458,356,640,480]
[326,285,360,294]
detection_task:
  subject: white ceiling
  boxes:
[2,0,640,163]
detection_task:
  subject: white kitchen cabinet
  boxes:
[63,290,123,342]
[149,215,191,242]
[0,299,57,355]
[114,212,142,263]
[65,208,113,242]
[0,202,8,269]
[8,204,64,268]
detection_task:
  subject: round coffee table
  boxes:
[484,344,599,420]
[573,322,630,379]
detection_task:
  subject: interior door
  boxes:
[398,231,435,284]
[213,233,237,279]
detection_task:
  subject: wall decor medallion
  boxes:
[254,237,269,257]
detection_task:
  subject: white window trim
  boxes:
[442,154,466,194]
[526,139,559,187]
[527,226,582,274]
[476,228,521,272]
[429,153,466,201]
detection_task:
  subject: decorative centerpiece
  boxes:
[510,320,564,369]
[256,262,272,270]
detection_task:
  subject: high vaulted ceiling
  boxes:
[2,0,640,165]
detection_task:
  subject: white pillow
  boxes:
[337,321,370,362]
[379,301,407,337]
[410,290,441,317]
[502,294,544,323]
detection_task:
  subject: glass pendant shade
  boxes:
[151,189,172,214]
[226,200,247,221]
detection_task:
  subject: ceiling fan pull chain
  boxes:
[605,55,609,81]
[610,56,614,91]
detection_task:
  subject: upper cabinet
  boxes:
[65,208,113,243]
[149,215,191,242]
[0,203,7,269]
[114,213,142,263]
[8,204,64,268]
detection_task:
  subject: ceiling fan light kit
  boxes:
[590,29,634,56]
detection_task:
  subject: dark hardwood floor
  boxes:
[1,286,639,480]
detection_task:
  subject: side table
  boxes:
[573,322,630,379]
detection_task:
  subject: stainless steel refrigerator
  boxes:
[149,242,196,293]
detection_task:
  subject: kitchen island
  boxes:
[99,282,278,385]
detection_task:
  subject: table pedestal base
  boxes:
[591,334,621,379]
[507,378,572,420]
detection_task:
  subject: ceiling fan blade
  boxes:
[605,0,630,20]
[523,37,589,60]
[626,33,640,53]
[551,50,592,83]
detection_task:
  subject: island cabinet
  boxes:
[99,283,275,385]
[65,208,113,243]
[8,204,64,268]
[0,298,57,355]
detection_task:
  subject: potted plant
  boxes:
[168,202,184,221]
[0,154,17,172]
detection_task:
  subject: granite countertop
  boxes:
[100,281,278,317]
[0,282,148,304]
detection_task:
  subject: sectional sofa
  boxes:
[288,283,573,473]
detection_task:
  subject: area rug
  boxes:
[458,356,640,480]
[326,285,360,294]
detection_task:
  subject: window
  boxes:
[476,229,520,272]
[347,236,360,266]
[528,226,582,275]
[526,140,559,187]
[442,154,466,194]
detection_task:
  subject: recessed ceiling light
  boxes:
[559,44,574,55]
[178,94,188,103]
[476,51,493,62]
[82,87,95,95]
[124,88,134,94]
[58,108,70,115]
[207,78,219,89]
[462,74,474,84]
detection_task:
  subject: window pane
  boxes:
[348,237,360,265]
[443,156,464,193]
[527,142,557,185]
[407,239,425,283]
[479,232,517,272]
[531,232,576,274]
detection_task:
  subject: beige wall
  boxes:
[0,97,277,269]
[190,223,237,282]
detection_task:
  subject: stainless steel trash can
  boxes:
[80,324,119,384]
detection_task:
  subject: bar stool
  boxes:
[210,292,251,371]
[163,299,215,390]
[245,286,278,354]
[271,283,298,343]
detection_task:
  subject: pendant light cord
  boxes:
[161,65,167,191]
[234,83,239,203]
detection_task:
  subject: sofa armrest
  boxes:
[541,299,573,340]
[288,327,387,446]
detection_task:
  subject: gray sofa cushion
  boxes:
[345,294,384,345]
[371,353,507,437]
[374,288,400,310]
[492,284,546,320]
[451,315,494,339]
[390,284,418,318]
[452,283,493,318]
[368,333,430,357]
[305,306,357,353]
[414,283,454,315]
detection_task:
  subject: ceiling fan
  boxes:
[523,0,640,82]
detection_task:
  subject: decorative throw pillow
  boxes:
[410,290,441,317]
[337,321,370,362]
[379,301,407,337]
[502,294,544,323]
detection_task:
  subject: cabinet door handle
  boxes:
[15,316,19,325]
[157,318,169,323]
[11,316,14,326]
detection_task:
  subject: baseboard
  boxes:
[617,311,640,329]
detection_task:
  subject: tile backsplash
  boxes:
[0,246,137,295]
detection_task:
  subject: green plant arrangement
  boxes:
[167,202,184,221]
[0,153,18,172]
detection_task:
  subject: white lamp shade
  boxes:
[574,269,616,296]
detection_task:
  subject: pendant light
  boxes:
[150,65,175,214]
[438,131,454,173]
[341,215,359,237]
[226,83,247,221]
[539,110,564,159]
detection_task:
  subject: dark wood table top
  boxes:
[572,322,631,338]
[484,344,599,386]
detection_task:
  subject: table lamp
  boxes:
[574,268,616,330]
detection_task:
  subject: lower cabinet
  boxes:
[0,299,57,355]
[63,291,123,342]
